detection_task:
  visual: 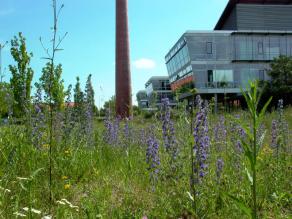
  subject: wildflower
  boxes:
[56,200,66,205]
[13,212,26,217]
[161,98,179,169]
[216,158,224,183]
[42,216,52,219]
[23,207,41,214]
[214,116,226,152]
[103,110,120,145]
[0,186,11,193]
[17,177,29,181]
[84,74,95,146]
[146,129,160,184]
[64,150,70,155]
[62,176,68,180]
[42,144,50,149]
[192,95,210,183]
[124,118,130,141]
[57,198,79,211]
[31,87,46,149]
[64,184,71,190]
[270,99,289,156]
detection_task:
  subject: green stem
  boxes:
[252,111,257,219]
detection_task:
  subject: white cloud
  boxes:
[133,58,156,70]
[0,9,14,16]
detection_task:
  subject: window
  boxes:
[259,70,265,80]
[208,70,213,82]
[161,81,165,90]
[258,42,263,54]
[213,70,233,82]
[206,42,212,54]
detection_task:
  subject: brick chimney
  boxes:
[115,0,132,118]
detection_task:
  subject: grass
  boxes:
[0,105,291,218]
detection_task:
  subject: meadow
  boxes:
[0,82,291,219]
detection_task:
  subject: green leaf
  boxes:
[30,168,44,180]
[241,88,254,116]
[187,191,194,202]
[226,194,252,218]
[258,96,273,124]
[240,139,254,166]
[245,166,253,185]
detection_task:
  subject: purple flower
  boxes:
[160,98,179,172]
[192,95,210,183]
[103,110,120,145]
[146,129,160,184]
[216,158,224,182]
[31,87,46,149]
[214,116,227,152]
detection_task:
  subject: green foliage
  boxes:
[0,82,13,117]
[38,62,65,110]
[85,74,95,113]
[9,32,34,117]
[73,76,85,119]
[103,96,115,116]
[148,91,157,108]
[263,55,292,104]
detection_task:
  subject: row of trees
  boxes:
[261,55,292,106]
[0,32,96,118]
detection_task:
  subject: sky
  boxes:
[0,0,228,107]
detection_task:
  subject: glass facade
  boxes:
[166,45,190,76]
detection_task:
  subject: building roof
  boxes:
[214,0,292,30]
[145,76,169,87]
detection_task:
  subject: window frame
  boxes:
[258,41,264,55]
[206,42,213,54]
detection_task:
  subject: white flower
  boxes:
[17,177,29,181]
[57,198,79,211]
[42,215,52,219]
[13,212,26,217]
[0,186,11,193]
[22,207,41,214]
[56,200,66,205]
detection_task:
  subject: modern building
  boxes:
[137,76,175,109]
[165,0,292,104]
[136,90,148,109]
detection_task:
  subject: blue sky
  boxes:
[0,0,228,106]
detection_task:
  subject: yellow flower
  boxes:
[64,184,71,190]
[42,144,50,149]
[64,150,70,155]
[62,176,68,180]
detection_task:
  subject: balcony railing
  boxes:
[196,81,241,89]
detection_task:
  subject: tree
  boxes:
[38,62,65,110]
[73,76,85,121]
[85,74,95,113]
[263,55,292,105]
[103,96,115,116]
[0,82,13,117]
[9,32,34,116]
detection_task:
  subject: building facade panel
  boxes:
[236,4,292,30]
[222,7,237,30]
